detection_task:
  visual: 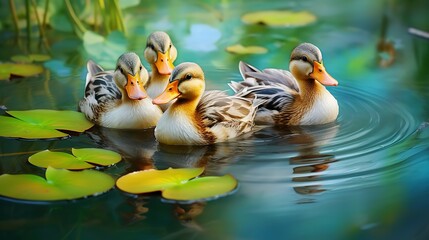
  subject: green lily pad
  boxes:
[0,167,115,201]
[117,168,238,202]
[28,148,122,170]
[0,63,44,80]
[242,10,317,27]
[162,175,238,201]
[226,44,268,54]
[117,168,205,194]
[0,109,94,139]
[11,54,51,63]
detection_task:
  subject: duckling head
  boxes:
[289,43,338,86]
[144,31,177,75]
[114,52,149,100]
[152,62,205,105]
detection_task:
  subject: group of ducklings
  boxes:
[79,31,339,146]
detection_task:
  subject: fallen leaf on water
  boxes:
[226,44,268,54]
[0,167,115,201]
[29,148,122,170]
[11,54,51,63]
[242,10,317,27]
[117,168,238,202]
[0,63,44,80]
[0,109,94,139]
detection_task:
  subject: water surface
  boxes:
[1,0,429,239]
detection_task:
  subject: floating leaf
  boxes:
[226,44,268,54]
[0,167,115,201]
[11,54,51,63]
[29,148,122,170]
[242,10,317,27]
[0,63,44,80]
[29,54,51,62]
[116,168,204,194]
[162,175,238,201]
[0,109,94,139]
[117,168,238,202]
[11,55,32,63]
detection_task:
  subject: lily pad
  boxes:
[0,109,94,139]
[11,54,51,63]
[241,10,317,27]
[162,175,238,201]
[0,63,44,80]
[117,168,205,194]
[226,44,268,54]
[0,167,115,201]
[117,168,238,202]
[29,148,122,170]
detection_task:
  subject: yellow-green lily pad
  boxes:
[226,44,268,54]
[242,10,317,27]
[0,63,44,80]
[28,148,122,170]
[117,168,238,202]
[162,175,238,201]
[11,54,51,63]
[117,168,205,194]
[0,167,115,201]
[0,109,94,139]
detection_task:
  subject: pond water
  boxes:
[1,0,429,239]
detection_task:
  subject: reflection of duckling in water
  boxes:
[153,143,242,174]
[174,202,206,231]
[87,126,244,226]
[85,126,157,172]
[285,124,339,195]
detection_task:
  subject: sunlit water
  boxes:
[1,0,429,239]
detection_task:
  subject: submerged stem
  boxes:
[42,0,49,29]
[25,0,31,53]
[65,0,87,37]
[9,0,20,41]
[30,0,51,53]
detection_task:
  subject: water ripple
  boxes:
[233,84,420,189]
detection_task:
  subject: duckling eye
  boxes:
[185,73,192,80]
[119,67,124,74]
[139,65,143,71]
[302,56,308,62]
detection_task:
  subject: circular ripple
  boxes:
[232,84,419,184]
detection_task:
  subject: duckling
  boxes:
[144,31,177,108]
[79,52,163,129]
[230,43,339,125]
[152,62,259,145]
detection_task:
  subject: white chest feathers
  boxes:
[154,109,206,145]
[300,89,339,125]
[100,99,162,129]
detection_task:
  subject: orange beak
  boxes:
[152,80,180,105]
[310,61,338,86]
[155,51,174,75]
[125,73,147,100]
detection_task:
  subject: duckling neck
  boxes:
[297,78,325,99]
[168,97,201,116]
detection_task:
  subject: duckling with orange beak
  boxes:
[144,31,177,111]
[79,52,163,129]
[152,62,260,145]
[230,43,339,125]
